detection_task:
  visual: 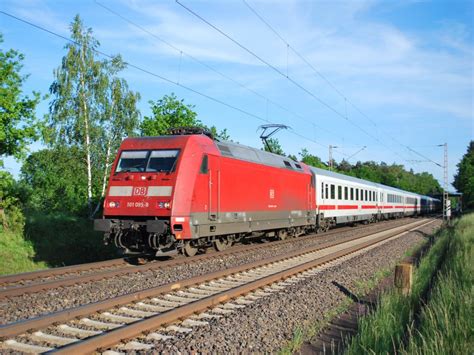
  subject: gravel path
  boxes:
[137,220,441,353]
[0,218,428,324]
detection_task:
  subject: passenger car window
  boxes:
[331,184,335,199]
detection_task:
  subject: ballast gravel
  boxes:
[0,218,434,324]
[136,220,441,353]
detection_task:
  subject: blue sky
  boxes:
[1,0,473,190]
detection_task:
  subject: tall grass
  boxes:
[0,229,47,275]
[345,214,473,354]
[402,214,473,354]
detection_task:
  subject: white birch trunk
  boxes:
[80,49,93,213]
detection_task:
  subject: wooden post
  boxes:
[394,263,413,296]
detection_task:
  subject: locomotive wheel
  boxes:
[183,241,198,257]
[214,237,232,252]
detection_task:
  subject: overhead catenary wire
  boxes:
[241,0,422,167]
[94,0,341,141]
[176,0,413,165]
[0,10,347,157]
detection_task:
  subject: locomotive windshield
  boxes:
[116,149,180,173]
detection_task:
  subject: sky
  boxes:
[1,0,473,190]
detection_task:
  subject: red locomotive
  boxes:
[95,128,440,257]
[94,128,316,256]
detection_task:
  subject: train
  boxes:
[94,129,441,257]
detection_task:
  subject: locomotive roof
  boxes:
[215,140,304,172]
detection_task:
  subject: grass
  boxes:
[345,214,473,354]
[0,210,119,275]
[402,214,473,354]
[279,263,398,354]
[279,299,353,355]
[0,228,48,275]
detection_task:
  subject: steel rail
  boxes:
[52,219,436,354]
[0,218,416,299]
[0,218,434,344]
[0,258,127,285]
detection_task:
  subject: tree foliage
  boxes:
[0,33,40,161]
[20,147,91,214]
[140,93,229,140]
[299,148,326,168]
[453,141,474,208]
[263,137,285,156]
[45,15,140,214]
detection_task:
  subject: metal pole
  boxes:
[443,143,450,221]
[329,145,337,170]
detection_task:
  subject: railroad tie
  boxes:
[222,302,245,310]
[135,302,171,312]
[1,339,54,353]
[210,307,234,315]
[118,307,156,318]
[166,325,193,333]
[146,332,174,341]
[150,298,185,307]
[191,312,222,320]
[176,290,208,299]
[164,294,198,303]
[57,324,101,337]
[182,318,209,327]
[80,317,123,330]
[31,331,79,346]
[117,340,154,350]
[100,312,141,324]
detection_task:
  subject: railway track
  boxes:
[0,218,436,354]
[0,218,418,299]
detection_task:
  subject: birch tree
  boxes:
[91,56,140,217]
[46,15,102,213]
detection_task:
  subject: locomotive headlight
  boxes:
[108,201,120,208]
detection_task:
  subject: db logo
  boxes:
[133,187,147,196]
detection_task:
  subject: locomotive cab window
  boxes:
[116,150,148,173]
[146,150,180,173]
[116,149,180,173]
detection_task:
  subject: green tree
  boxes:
[20,147,90,214]
[46,15,140,215]
[92,56,140,216]
[453,141,474,208]
[140,93,229,140]
[299,148,326,168]
[0,33,40,162]
[141,93,198,136]
[46,15,103,212]
[263,138,285,155]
